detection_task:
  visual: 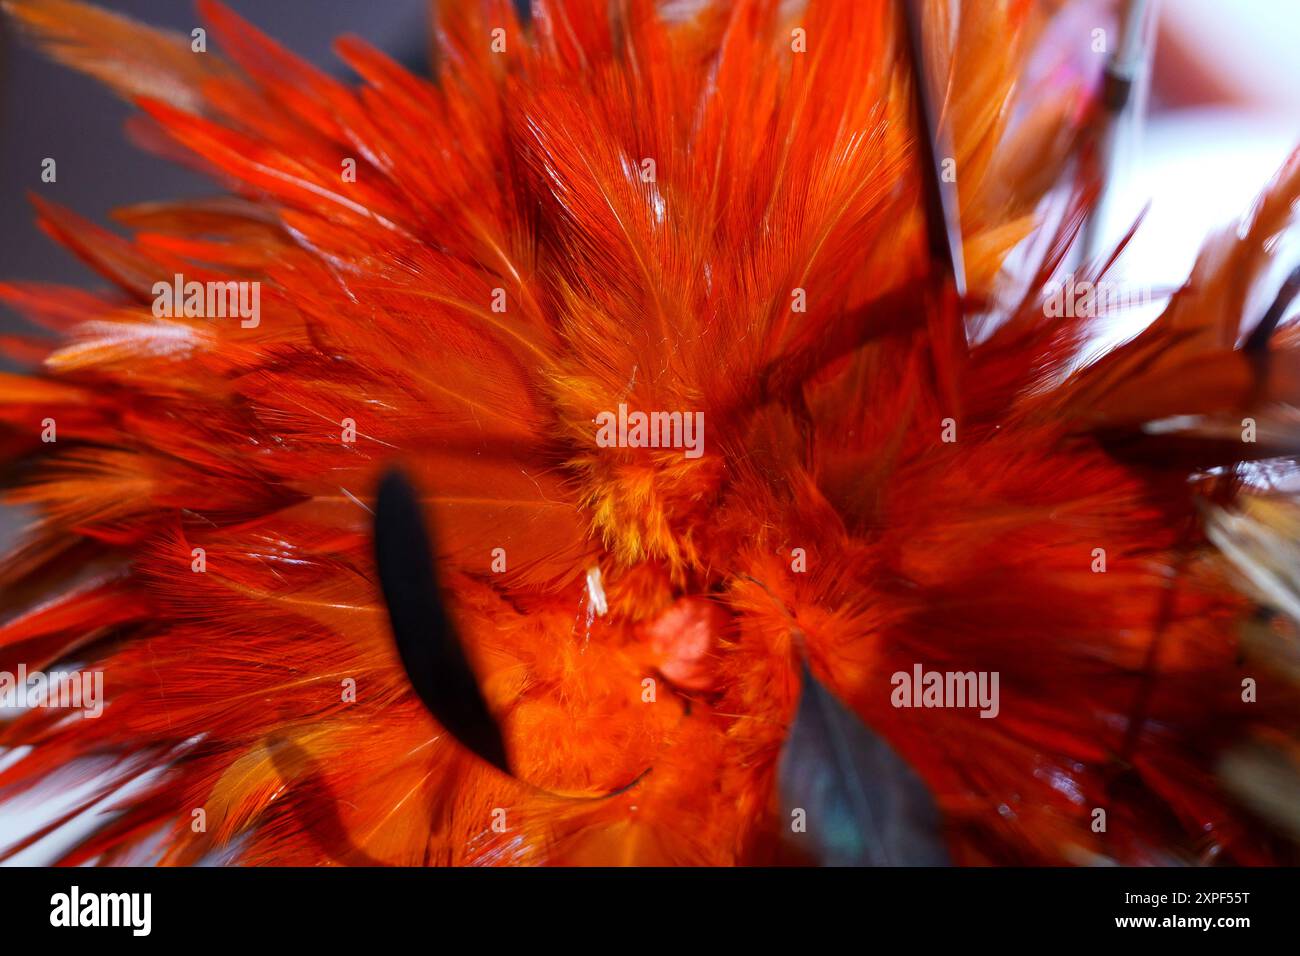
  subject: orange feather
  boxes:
[0,0,1298,866]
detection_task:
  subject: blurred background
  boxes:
[0,0,1298,863]
[0,0,432,289]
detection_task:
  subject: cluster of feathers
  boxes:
[1,0,1300,866]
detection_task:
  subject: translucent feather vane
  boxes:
[0,0,1298,865]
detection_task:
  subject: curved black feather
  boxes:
[901,0,966,300]
[778,663,949,866]
[1244,262,1300,353]
[373,468,510,774]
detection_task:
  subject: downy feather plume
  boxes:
[0,0,1299,866]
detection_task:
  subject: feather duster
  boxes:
[1,0,1299,866]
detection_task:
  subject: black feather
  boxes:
[901,0,967,300]
[373,468,510,774]
[778,663,949,866]
[1244,262,1300,353]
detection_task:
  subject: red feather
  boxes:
[0,0,1298,866]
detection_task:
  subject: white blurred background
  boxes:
[1089,0,1300,343]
